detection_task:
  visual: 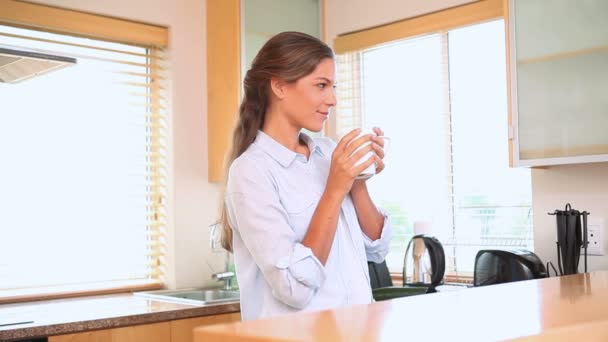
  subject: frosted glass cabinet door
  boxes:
[241,0,320,72]
[509,0,608,166]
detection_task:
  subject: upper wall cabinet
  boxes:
[507,0,608,167]
[207,0,322,182]
[242,0,321,73]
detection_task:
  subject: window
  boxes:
[335,19,533,276]
[0,20,168,300]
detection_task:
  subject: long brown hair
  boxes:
[220,31,334,252]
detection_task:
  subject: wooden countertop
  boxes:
[0,292,239,341]
[194,271,608,341]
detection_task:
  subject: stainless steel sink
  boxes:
[134,287,240,305]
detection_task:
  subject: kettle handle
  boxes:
[423,236,445,288]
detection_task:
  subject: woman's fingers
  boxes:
[353,154,376,175]
[335,128,361,155]
[371,142,385,159]
[371,127,385,148]
[374,154,385,173]
[346,143,375,166]
[343,134,373,157]
[371,136,384,148]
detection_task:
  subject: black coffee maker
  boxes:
[474,249,548,286]
[402,234,446,293]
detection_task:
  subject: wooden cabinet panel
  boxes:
[49,329,111,342]
[171,313,241,342]
[110,322,170,342]
[49,322,170,342]
[206,0,241,182]
[48,314,240,342]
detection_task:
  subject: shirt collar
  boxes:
[255,130,324,167]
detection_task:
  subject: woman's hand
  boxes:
[351,127,387,191]
[325,129,376,199]
[370,127,386,175]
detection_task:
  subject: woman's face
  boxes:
[281,58,336,133]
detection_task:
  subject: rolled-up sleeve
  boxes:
[362,206,393,263]
[226,160,326,309]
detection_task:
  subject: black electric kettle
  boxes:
[402,234,446,293]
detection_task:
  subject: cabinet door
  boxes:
[508,0,608,166]
[49,322,170,342]
[207,0,241,182]
[241,0,321,72]
[170,313,241,342]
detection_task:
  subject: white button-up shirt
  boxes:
[225,130,392,321]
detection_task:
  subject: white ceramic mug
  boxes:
[351,130,390,180]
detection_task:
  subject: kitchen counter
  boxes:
[0,292,239,341]
[194,271,608,341]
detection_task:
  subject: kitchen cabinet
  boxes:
[206,0,323,181]
[48,313,240,342]
[170,313,241,342]
[48,322,170,342]
[207,0,241,182]
[506,0,608,166]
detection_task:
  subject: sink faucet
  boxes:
[209,221,235,290]
[212,271,235,290]
[211,251,235,290]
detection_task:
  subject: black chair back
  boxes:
[368,261,393,289]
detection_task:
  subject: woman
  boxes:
[220,31,392,321]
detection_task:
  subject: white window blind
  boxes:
[0,24,168,298]
[334,19,533,276]
[334,51,363,137]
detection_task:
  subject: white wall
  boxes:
[325,0,608,273]
[29,0,226,289]
[532,164,608,272]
